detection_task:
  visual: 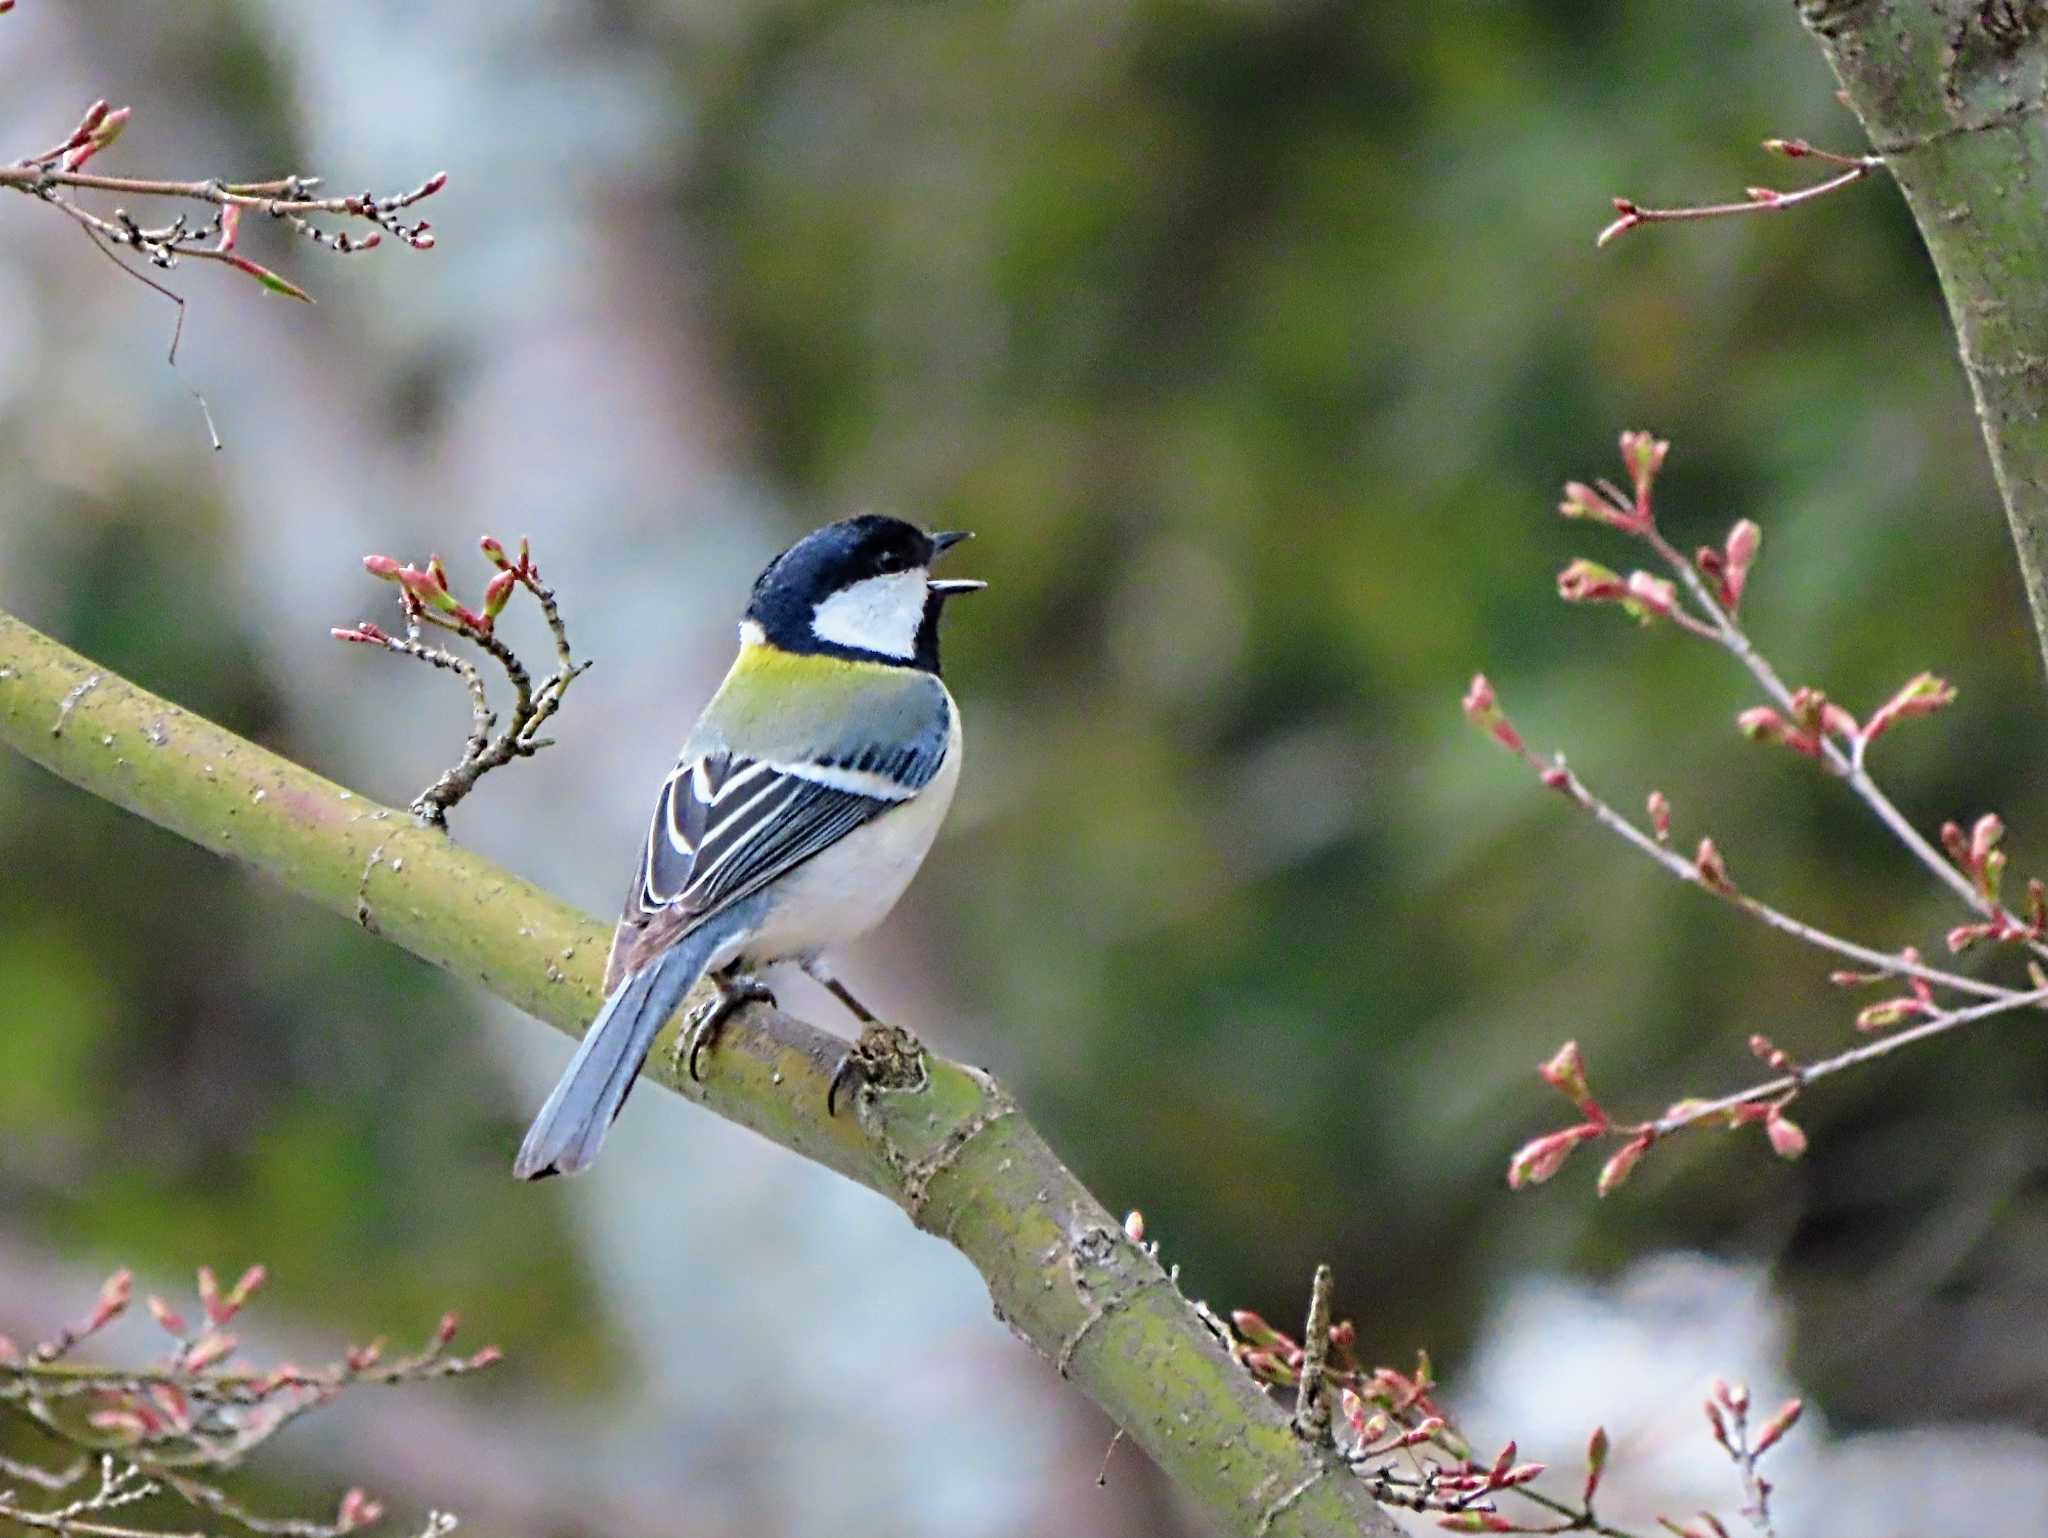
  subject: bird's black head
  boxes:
[744,514,982,672]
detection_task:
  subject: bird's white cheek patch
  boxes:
[810,569,928,659]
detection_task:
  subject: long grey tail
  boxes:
[513,929,719,1180]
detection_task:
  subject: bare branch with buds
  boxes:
[333,537,591,830]
[1472,432,2048,1189]
[1219,1263,1806,1536]
[0,1264,494,1538]
[1596,139,1883,248]
[1,98,445,446]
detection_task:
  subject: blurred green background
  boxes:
[4,3,2046,1534]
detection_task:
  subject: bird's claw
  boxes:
[677,973,778,1082]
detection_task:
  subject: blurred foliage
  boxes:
[674,0,2048,1429]
[7,6,2048,1530]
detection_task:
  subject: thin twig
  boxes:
[1598,143,1883,247]
[1291,1264,1334,1447]
[1500,735,2016,1002]
[1646,984,2048,1138]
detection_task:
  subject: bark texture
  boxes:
[1796,0,2048,679]
[0,609,1397,1538]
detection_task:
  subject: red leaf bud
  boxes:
[181,1330,237,1372]
[1596,1133,1652,1197]
[147,1295,188,1337]
[1764,1107,1807,1160]
[1557,558,1626,605]
[363,554,403,580]
[1584,1426,1610,1503]
[1864,671,1955,744]
[1721,519,1761,611]
[1752,1397,1803,1455]
[1855,997,1923,1032]
[1538,1040,1596,1114]
[1122,1209,1145,1243]
[481,568,517,624]
[1647,790,1671,842]
[1624,570,1675,620]
[1619,429,1669,508]
[1694,838,1734,894]
[89,1269,133,1331]
[1508,1123,1600,1189]
[1462,673,1524,754]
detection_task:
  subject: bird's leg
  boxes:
[801,958,896,1114]
[801,956,881,1025]
[676,967,778,1082]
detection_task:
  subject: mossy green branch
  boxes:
[1796,0,2048,681]
[0,609,1398,1538]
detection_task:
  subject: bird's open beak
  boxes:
[927,529,985,593]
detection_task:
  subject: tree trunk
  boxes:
[1796,0,2048,681]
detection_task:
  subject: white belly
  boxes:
[738,696,962,964]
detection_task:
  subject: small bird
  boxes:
[513,515,983,1179]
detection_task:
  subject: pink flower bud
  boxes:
[1584,1426,1610,1503]
[88,1269,133,1332]
[87,1408,148,1441]
[1855,997,1923,1032]
[1559,480,1647,532]
[1752,1397,1803,1455]
[1122,1210,1145,1243]
[1694,838,1734,894]
[1720,520,1769,610]
[1624,570,1676,621]
[1539,1041,1602,1120]
[1597,198,1644,247]
[228,1265,267,1310]
[1705,1398,1732,1452]
[1596,1134,1652,1197]
[1737,706,1786,743]
[337,1488,385,1531]
[1340,1387,1367,1435]
[1436,1514,1519,1532]
[1231,1309,1280,1346]
[1940,819,1970,866]
[1863,671,1954,744]
[1557,558,1626,604]
[1647,790,1671,842]
[181,1331,237,1372]
[481,569,517,624]
[1765,1107,1807,1159]
[466,1345,503,1369]
[396,565,463,615]
[435,1311,461,1348]
[147,1296,188,1337]
[480,535,510,570]
[1461,673,1525,754]
[1971,813,2004,869]
[363,554,403,580]
[1618,429,1669,509]
[1509,1123,1600,1189]
[421,172,450,197]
